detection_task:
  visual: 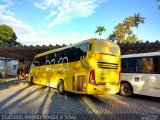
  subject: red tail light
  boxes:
[89,69,97,86]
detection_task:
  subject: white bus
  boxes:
[120,52,160,97]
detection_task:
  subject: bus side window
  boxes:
[39,56,46,66]
[136,58,142,73]
[88,43,92,51]
[49,53,56,64]
[147,58,154,73]
[34,61,39,66]
[121,58,128,73]
[54,52,60,64]
[77,43,89,59]
[45,56,50,65]
[153,57,159,73]
[158,57,160,74]
[72,47,78,62]
[128,58,134,73]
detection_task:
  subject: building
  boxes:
[0,40,160,78]
[0,57,18,78]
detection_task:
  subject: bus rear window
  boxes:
[94,41,119,55]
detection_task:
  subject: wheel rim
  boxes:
[121,85,130,94]
[59,83,64,92]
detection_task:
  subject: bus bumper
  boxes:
[87,84,120,95]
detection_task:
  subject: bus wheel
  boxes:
[120,83,132,97]
[57,80,65,95]
[30,77,34,85]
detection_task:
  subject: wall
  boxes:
[0,58,6,78]
[0,58,18,78]
[6,60,18,76]
[0,59,5,70]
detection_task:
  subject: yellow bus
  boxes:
[27,39,121,95]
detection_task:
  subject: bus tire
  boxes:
[57,80,65,95]
[30,77,34,85]
[120,83,132,97]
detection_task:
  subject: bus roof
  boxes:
[34,38,116,58]
[121,52,160,58]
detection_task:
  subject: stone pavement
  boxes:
[0,78,18,83]
[0,79,159,120]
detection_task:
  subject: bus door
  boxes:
[72,75,86,92]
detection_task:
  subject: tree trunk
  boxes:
[137,27,138,41]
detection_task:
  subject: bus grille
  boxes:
[97,62,118,69]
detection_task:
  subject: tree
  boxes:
[130,13,145,40]
[123,17,135,28]
[109,22,133,43]
[0,24,21,47]
[95,26,106,37]
[114,23,125,42]
[108,33,116,42]
[125,35,137,43]
[158,0,160,10]
[109,13,145,43]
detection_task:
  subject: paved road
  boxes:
[0,79,159,120]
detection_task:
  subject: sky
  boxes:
[0,0,160,46]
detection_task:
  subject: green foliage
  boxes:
[109,13,145,43]
[130,13,145,40]
[109,22,134,43]
[125,35,137,43]
[123,18,135,28]
[0,24,22,47]
[158,0,160,10]
[130,13,145,28]
[95,26,106,36]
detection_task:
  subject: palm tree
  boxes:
[158,0,160,10]
[131,13,145,40]
[124,17,135,28]
[95,26,106,37]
